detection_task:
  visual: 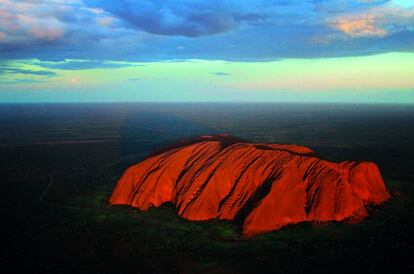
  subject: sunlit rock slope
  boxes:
[109,134,390,236]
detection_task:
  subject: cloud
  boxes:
[212,72,230,77]
[0,0,69,43]
[329,4,414,37]
[28,59,137,70]
[85,0,279,37]
[330,13,388,37]
[0,0,414,61]
[0,0,122,56]
[0,66,58,77]
[0,78,49,85]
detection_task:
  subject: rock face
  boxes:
[109,134,390,236]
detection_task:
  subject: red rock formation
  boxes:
[109,134,390,236]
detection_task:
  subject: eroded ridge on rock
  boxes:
[109,134,390,236]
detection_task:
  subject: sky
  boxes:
[0,0,413,103]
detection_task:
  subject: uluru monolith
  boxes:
[109,134,390,236]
